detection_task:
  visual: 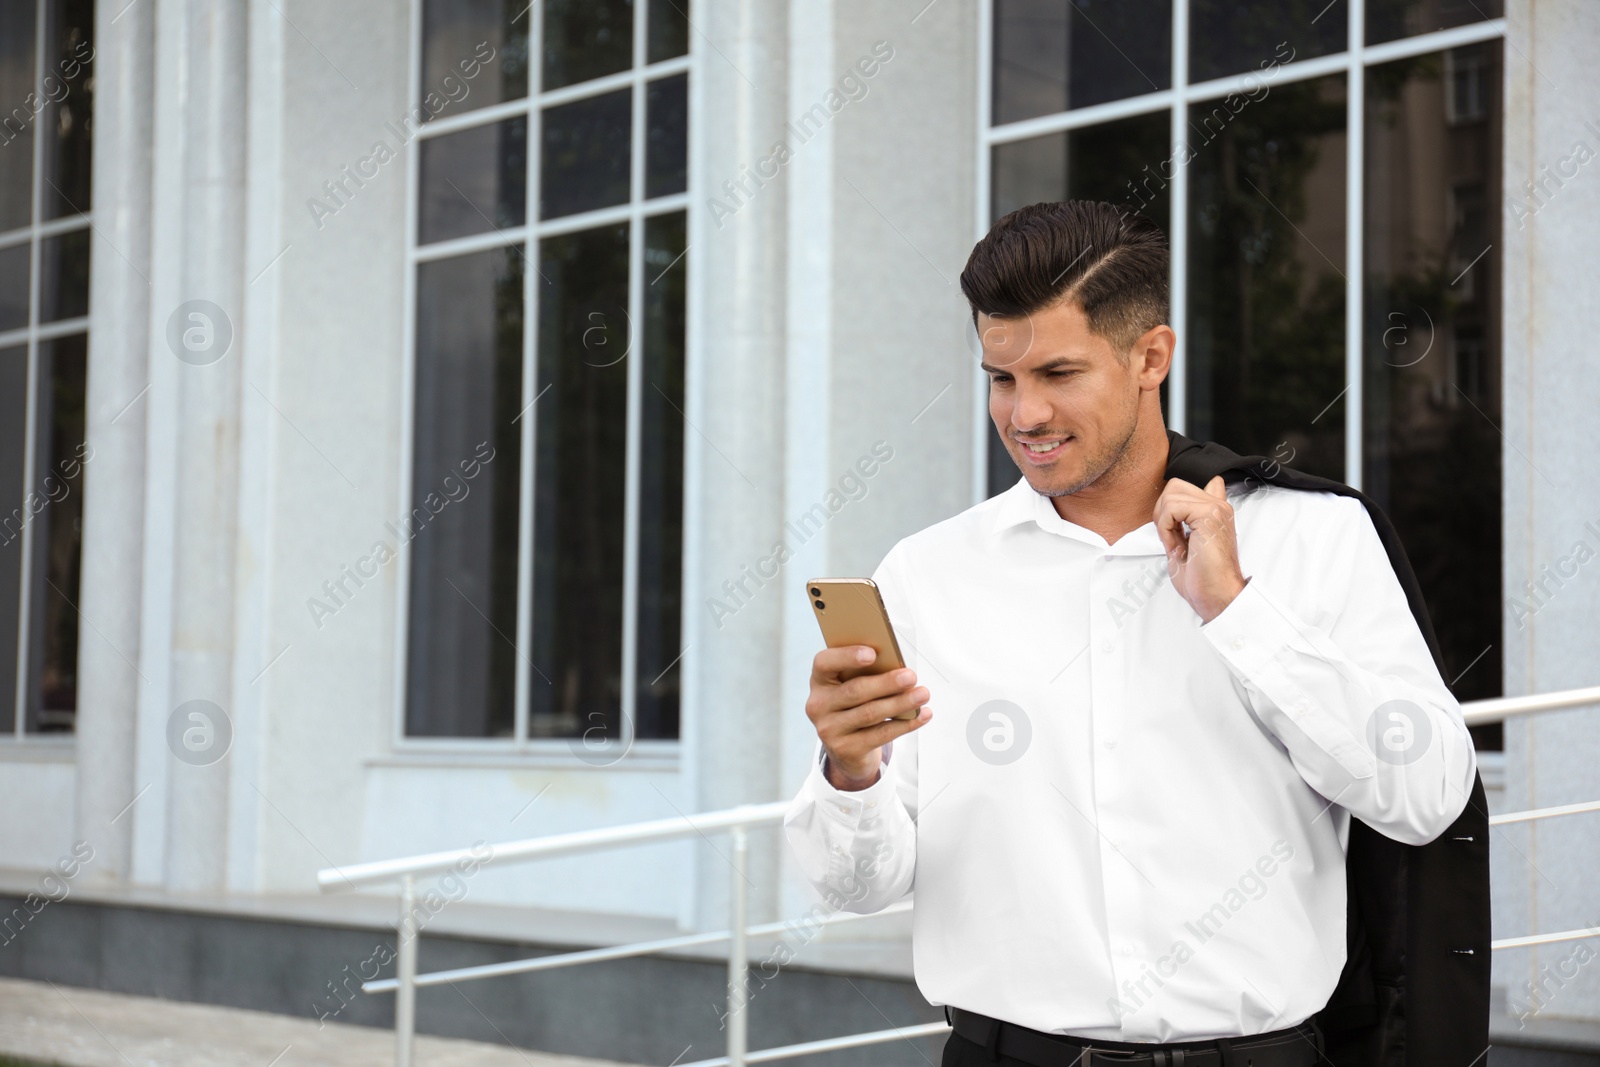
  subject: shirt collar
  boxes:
[989,474,1166,555]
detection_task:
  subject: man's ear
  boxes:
[1133,325,1175,390]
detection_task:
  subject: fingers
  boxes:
[806,664,925,726]
[1154,478,1235,559]
[811,645,875,685]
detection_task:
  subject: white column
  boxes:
[162,0,249,892]
[684,0,791,930]
[74,0,156,883]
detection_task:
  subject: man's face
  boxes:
[980,300,1148,498]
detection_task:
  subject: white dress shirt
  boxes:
[783,475,1476,1043]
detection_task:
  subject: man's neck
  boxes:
[1048,413,1170,545]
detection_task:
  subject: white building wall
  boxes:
[3,2,1599,1039]
[1498,0,1600,1029]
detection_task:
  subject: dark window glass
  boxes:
[648,0,689,63]
[1364,45,1503,731]
[540,90,631,219]
[1190,0,1344,84]
[0,345,25,733]
[40,227,89,322]
[0,242,28,333]
[986,112,1172,496]
[406,248,524,738]
[992,0,1170,124]
[646,74,687,198]
[531,224,629,738]
[25,332,86,733]
[990,111,1171,229]
[0,2,36,234]
[41,0,93,220]
[543,0,634,91]
[420,0,530,119]
[418,116,527,245]
[638,212,685,739]
[1368,0,1502,46]
[1187,74,1347,481]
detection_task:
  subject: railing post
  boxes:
[726,823,749,1067]
[396,874,417,1067]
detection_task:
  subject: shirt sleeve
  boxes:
[1200,493,1478,847]
[782,542,921,913]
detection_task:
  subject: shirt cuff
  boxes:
[804,753,900,831]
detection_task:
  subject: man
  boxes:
[783,201,1483,1067]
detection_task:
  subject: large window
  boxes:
[983,0,1505,742]
[0,0,93,739]
[404,0,690,752]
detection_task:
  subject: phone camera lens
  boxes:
[814,599,826,610]
[809,587,821,597]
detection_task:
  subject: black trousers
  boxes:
[940,1019,1324,1067]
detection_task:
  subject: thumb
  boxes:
[1205,475,1228,500]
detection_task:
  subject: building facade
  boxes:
[1,0,1599,1059]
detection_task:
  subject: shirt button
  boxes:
[1122,946,1134,957]
[836,804,853,814]
[1231,637,1246,651]
[1101,641,1114,653]
[1103,739,1117,750]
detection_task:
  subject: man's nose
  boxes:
[1009,380,1053,434]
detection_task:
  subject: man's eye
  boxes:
[989,375,1012,385]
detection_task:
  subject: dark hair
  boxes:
[959,201,1170,355]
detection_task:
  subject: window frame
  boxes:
[972,0,1507,498]
[395,0,693,758]
[0,0,92,746]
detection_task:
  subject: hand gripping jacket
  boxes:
[1164,431,1491,1067]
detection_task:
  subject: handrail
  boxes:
[1461,684,1600,726]
[316,683,1600,1067]
[362,900,915,994]
[317,800,790,890]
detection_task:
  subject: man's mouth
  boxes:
[1014,436,1073,464]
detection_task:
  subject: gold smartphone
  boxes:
[806,578,915,719]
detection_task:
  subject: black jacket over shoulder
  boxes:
[1164,431,1491,1067]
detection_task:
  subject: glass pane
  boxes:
[990,111,1171,229]
[637,212,685,740]
[1186,73,1347,481]
[992,0,1170,124]
[406,247,524,738]
[40,227,89,322]
[1368,0,1502,46]
[0,241,28,333]
[420,0,530,120]
[41,0,94,219]
[647,0,689,63]
[540,90,631,219]
[0,1,36,234]
[646,74,687,198]
[1190,0,1344,84]
[531,223,629,739]
[1364,44,1502,714]
[25,332,86,733]
[543,0,634,91]
[0,345,25,733]
[417,116,527,245]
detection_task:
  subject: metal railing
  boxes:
[317,684,1600,1067]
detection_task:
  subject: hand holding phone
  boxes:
[804,578,932,791]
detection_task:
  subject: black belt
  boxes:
[947,1008,1324,1067]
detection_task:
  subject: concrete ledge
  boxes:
[0,976,626,1067]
